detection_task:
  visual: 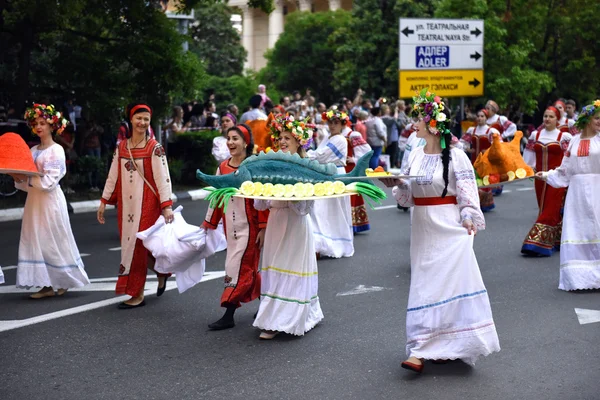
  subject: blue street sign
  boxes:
[415,46,449,68]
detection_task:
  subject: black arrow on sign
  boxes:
[470,27,482,37]
[468,78,481,88]
[402,27,414,37]
[470,52,482,61]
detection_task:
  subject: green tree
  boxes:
[190,3,246,77]
[263,10,352,105]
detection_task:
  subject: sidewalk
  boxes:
[0,189,211,222]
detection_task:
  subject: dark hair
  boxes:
[190,103,204,117]
[264,100,274,115]
[440,130,453,198]
[566,99,576,106]
[204,101,215,111]
[124,102,152,137]
[227,104,238,114]
[228,123,254,158]
[249,95,262,109]
[370,107,381,116]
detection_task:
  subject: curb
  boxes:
[0,189,211,222]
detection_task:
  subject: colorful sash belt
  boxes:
[413,196,457,206]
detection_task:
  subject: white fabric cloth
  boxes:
[239,109,267,124]
[212,136,230,164]
[252,200,324,335]
[400,131,425,172]
[307,135,354,258]
[524,129,572,168]
[392,147,500,364]
[545,134,600,290]
[136,206,226,293]
[14,144,89,289]
[486,114,516,139]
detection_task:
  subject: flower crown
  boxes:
[411,88,451,148]
[24,103,68,135]
[574,100,600,130]
[269,115,315,150]
[321,109,352,127]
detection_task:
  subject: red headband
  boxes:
[235,125,251,144]
[546,106,561,120]
[480,109,489,117]
[554,101,566,111]
[130,105,152,120]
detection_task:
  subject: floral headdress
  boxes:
[411,88,451,148]
[24,103,68,135]
[269,114,315,150]
[574,100,600,130]
[321,109,352,127]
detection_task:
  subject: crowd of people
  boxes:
[2,87,599,376]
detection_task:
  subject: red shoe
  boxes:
[401,358,424,373]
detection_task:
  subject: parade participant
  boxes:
[202,124,268,330]
[521,106,572,256]
[344,127,372,232]
[12,104,89,298]
[97,103,174,309]
[553,100,577,134]
[536,101,600,290]
[307,110,354,258]
[382,89,500,373]
[212,112,236,164]
[565,99,578,121]
[460,109,502,212]
[253,116,324,339]
[485,100,517,140]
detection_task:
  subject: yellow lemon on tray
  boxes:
[240,181,255,196]
[263,183,274,197]
[304,183,315,197]
[482,176,490,186]
[293,182,306,198]
[253,182,264,196]
[314,182,326,197]
[515,168,527,179]
[323,181,335,196]
[272,184,285,198]
[507,171,516,181]
[284,184,295,198]
[333,181,346,195]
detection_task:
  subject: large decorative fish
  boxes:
[196,150,386,209]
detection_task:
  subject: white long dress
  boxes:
[253,200,324,335]
[545,134,600,290]
[393,147,500,365]
[15,144,89,289]
[307,134,354,258]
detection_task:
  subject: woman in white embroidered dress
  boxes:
[98,103,174,309]
[382,90,500,373]
[11,103,89,298]
[307,110,354,258]
[536,101,600,290]
[253,116,323,339]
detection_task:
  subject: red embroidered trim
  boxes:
[578,139,590,157]
[413,196,458,206]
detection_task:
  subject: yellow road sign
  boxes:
[399,69,484,98]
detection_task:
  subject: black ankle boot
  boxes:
[208,306,236,330]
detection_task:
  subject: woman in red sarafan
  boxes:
[202,124,269,330]
[98,103,174,309]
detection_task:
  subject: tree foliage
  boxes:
[190,3,246,77]
[263,10,352,105]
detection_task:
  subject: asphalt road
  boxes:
[1,180,599,400]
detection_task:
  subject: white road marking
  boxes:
[517,187,534,191]
[373,205,399,211]
[336,284,390,297]
[0,271,226,333]
[575,308,600,325]
[108,247,121,251]
[80,253,90,257]
[502,190,512,193]
[2,265,18,271]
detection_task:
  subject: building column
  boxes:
[328,0,341,10]
[298,0,312,12]
[268,1,285,49]
[242,6,254,71]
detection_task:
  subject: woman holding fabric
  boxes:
[12,104,90,298]
[212,112,236,164]
[202,124,269,330]
[521,106,572,256]
[382,89,500,373]
[97,103,174,309]
[253,115,323,339]
[536,100,600,290]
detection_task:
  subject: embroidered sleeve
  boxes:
[547,139,576,188]
[500,116,517,139]
[392,148,418,207]
[28,146,67,192]
[151,144,173,209]
[288,200,314,216]
[101,147,120,205]
[452,149,485,231]
[560,132,573,153]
